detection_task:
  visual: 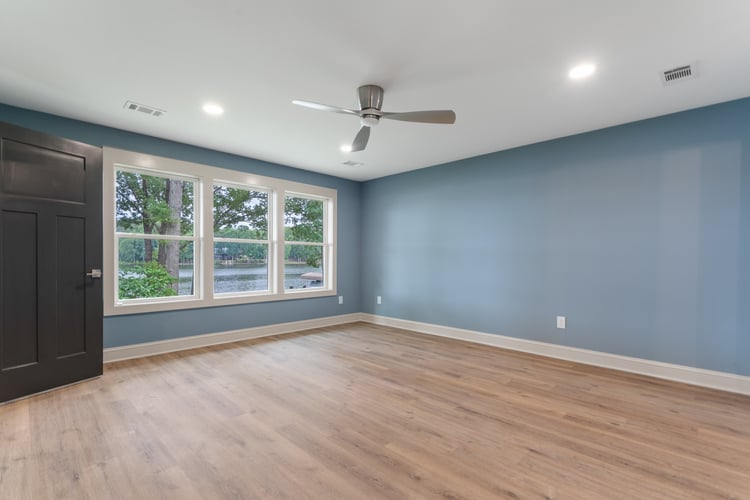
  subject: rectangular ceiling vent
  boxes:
[341,160,363,167]
[123,100,166,117]
[662,64,695,85]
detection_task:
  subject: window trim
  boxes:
[103,147,337,316]
[283,192,330,293]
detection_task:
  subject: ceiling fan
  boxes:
[292,85,456,152]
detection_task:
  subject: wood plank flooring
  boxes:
[1,322,749,499]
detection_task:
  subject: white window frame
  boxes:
[212,182,272,298]
[103,147,337,316]
[112,166,201,306]
[282,192,333,295]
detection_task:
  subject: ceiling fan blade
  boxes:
[350,126,370,152]
[292,100,360,116]
[380,110,456,124]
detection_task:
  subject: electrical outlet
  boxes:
[376,296,382,305]
[557,316,566,329]
[338,296,344,305]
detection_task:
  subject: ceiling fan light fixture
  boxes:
[360,114,379,127]
[340,144,353,153]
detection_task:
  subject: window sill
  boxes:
[104,288,337,316]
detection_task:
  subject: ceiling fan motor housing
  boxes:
[358,85,384,127]
[358,85,384,111]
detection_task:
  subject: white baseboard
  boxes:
[103,313,363,363]
[359,313,750,396]
[104,311,750,396]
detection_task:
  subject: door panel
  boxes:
[1,138,86,203]
[56,216,87,357]
[1,210,38,370]
[0,122,102,403]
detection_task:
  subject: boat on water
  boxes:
[300,271,322,282]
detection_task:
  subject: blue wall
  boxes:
[362,98,750,376]
[3,98,749,376]
[0,104,361,348]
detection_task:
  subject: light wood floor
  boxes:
[1,322,749,499]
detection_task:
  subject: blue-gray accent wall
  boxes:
[0,104,361,348]
[361,98,750,376]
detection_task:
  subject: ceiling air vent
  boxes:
[661,64,695,85]
[123,100,166,117]
[341,160,363,167]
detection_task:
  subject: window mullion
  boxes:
[326,199,334,291]
[114,232,194,242]
[275,190,285,294]
[202,175,212,301]
[283,241,323,246]
[213,237,270,245]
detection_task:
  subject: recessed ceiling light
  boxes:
[569,63,596,80]
[202,103,224,116]
[340,144,352,153]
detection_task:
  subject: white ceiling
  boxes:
[1,1,749,181]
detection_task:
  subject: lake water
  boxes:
[178,263,322,295]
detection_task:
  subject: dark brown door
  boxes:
[0,121,102,403]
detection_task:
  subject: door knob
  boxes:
[86,269,102,279]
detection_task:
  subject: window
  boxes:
[284,195,325,291]
[213,184,269,295]
[115,169,197,301]
[103,148,336,315]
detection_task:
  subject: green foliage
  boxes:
[116,171,194,235]
[284,197,323,267]
[119,239,194,265]
[285,245,322,267]
[118,238,146,263]
[118,261,178,299]
[213,186,268,237]
[213,226,264,240]
[285,197,323,243]
[215,242,267,263]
